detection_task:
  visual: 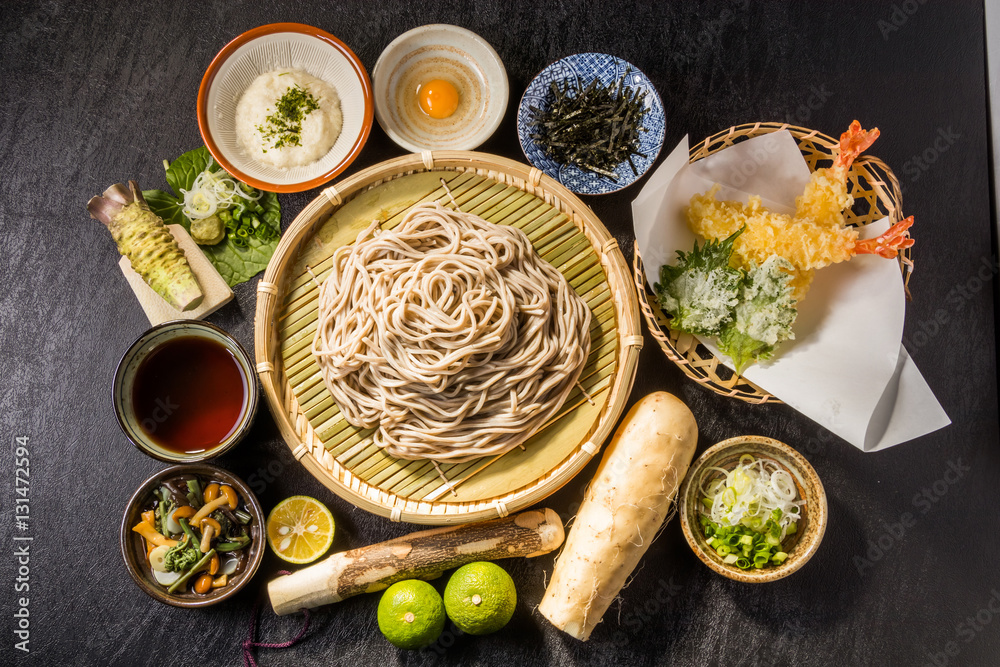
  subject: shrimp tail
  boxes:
[834,120,880,172]
[853,216,914,259]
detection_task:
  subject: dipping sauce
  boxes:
[131,336,247,454]
[235,68,343,169]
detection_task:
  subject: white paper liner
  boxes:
[632,132,950,451]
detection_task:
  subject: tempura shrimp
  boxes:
[687,121,914,301]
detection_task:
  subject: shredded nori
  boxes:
[528,73,647,180]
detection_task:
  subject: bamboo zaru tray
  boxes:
[633,122,914,404]
[254,151,641,525]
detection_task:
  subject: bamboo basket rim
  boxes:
[254,150,641,524]
[634,121,913,404]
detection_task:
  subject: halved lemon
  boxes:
[266,496,335,564]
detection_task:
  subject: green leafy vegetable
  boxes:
[155,489,174,537]
[163,536,200,573]
[718,256,797,374]
[143,146,281,286]
[185,479,203,510]
[655,228,745,336]
[216,536,251,552]
[167,549,216,594]
[656,227,797,373]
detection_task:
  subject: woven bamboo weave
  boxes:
[633,122,912,404]
[255,151,640,524]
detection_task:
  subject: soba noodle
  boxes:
[311,201,591,463]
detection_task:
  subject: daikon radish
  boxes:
[538,391,698,641]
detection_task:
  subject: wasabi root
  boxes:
[87,181,203,311]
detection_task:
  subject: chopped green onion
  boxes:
[695,454,804,570]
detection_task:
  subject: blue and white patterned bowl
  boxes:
[517,53,665,195]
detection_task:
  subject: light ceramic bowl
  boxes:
[113,320,258,463]
[372,24,508,152]
[678,435,827,583]
[120,464,264,608]
[517,53,665,195]
[197,23,373,193]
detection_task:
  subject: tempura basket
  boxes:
[633,122,913,404]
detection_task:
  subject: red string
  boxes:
[242,570,311,667]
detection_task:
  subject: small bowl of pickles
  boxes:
[120,464,264,607]
[678,435,827,583]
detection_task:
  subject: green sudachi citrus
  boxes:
[377,580,446,650]
[443,562,517,635]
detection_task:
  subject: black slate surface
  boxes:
[2,1,998,665]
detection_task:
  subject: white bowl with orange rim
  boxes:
[197,23,373,193]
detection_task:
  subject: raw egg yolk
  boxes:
[418,79,460,119]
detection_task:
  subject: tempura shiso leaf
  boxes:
[718,256,797,374]
[655,227,744,336]
[88,181,204,311]
[656,226,798,374]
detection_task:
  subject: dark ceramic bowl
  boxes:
[678,435,827,583]
[120,464,265,608]
[112,320,259,463]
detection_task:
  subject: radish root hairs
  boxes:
[538,392,697,641]
[615,560,648,623]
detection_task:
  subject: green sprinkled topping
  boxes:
[256,84,321,150]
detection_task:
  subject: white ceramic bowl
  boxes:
[373,24,508,152]
[198,23,373,193]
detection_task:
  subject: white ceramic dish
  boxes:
[373,24,508,153]
[198,23,373,193]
